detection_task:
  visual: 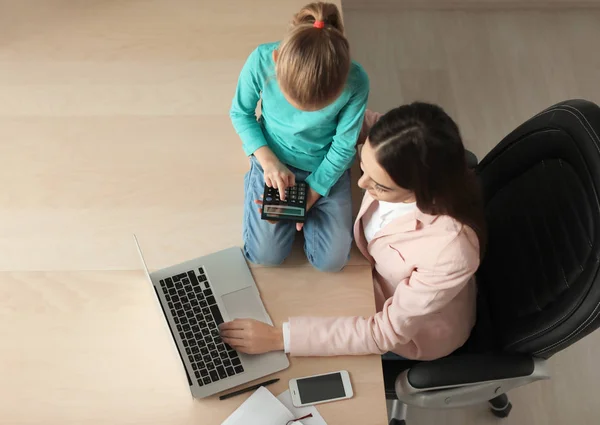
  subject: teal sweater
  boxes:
[230,42,369,196]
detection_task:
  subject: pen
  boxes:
[219,378,280,400]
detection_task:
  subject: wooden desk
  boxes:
[0,267,386,424]
[0,1,386,424]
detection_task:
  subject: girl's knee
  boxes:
[306,235,352,272]
[244,243,289,266]
[308,253,349,273]
[304,222,353,272]
[243,231,293,266]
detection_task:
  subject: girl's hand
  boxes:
[296,187,321,231]
[254,197,277,224]
[219,319,284,355]
[263,160,295,201]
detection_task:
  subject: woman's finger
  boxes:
[221,337,248,349]
[219,320,246,331]
[220,329,247,339]
[219,327,245,338]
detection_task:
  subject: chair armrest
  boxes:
[406,354,534,389]
[382,359,418,398]
[385,354,550,408]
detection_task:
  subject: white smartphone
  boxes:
[289,370,354,407]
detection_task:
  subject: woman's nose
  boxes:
[358,174,368,190]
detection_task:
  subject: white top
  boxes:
[282,322,291,353]
[281,200,417,353]
[362,200,417,244]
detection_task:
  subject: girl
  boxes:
[220,103,486,361]
[230,2,369,272]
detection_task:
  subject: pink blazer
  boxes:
[289,111,480,360]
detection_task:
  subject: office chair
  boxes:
[384,99,600,424]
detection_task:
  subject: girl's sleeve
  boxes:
[305,67,370,196]
[229,48,268,156]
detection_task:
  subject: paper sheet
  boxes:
[221,386,297,425]
[277,390,328,425]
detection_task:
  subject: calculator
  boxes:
[261,182,308,222]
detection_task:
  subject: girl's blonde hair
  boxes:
[276,2,350,110]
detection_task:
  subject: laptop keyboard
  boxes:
[159,268,244,387]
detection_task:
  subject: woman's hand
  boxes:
[263,160,295,201]
[219,319,284,355]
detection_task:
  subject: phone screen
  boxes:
[297,372,346,404]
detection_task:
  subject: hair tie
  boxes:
[313,20,325,29]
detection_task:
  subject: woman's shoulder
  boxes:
[418,215,480,268]
[427,215,479,243]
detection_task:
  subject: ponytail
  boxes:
[276,2,350,110]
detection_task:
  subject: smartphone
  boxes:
[289,370,354,407]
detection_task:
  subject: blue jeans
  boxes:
[243,156,353,272]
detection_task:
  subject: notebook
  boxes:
[221,386,303,425]
[221,386,328,425]
[277,390,327,425]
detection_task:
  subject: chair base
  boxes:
[489,394,513,418]
[387,399,407,425]
[387,393,513,424]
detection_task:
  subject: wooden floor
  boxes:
[0,2,386,425]
[344,7,600,425]
[0,0,370,271]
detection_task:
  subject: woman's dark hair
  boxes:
[368,102,486,256]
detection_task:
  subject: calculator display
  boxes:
[264,205,304,217]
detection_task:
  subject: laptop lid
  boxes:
[133,234,152,283]
[133,234,195,387]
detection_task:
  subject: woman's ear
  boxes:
[272,50,279,63]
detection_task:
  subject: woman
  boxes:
[220,102,486,360]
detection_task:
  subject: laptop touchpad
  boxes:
[221,288,269,322]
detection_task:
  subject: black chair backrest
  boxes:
[476,100,600,359]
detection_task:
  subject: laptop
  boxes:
[134,235,289,398]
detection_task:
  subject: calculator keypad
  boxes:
[264,182,306,206]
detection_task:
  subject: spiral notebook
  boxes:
[221,386,326,425]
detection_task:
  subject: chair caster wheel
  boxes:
[389,420,406,425]
[489,393,512,418]
[490,401,512,418]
